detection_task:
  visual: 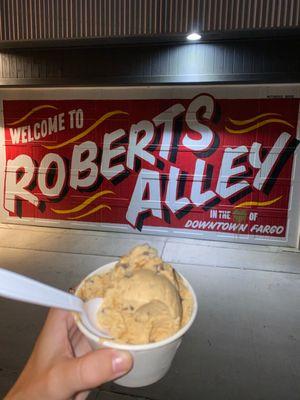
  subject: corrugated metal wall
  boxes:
[0,0,299,42]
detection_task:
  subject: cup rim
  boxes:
[74,261,198,351]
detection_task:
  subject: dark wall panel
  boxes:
[0,39,300,87]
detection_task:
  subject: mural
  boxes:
[2,94,299,239]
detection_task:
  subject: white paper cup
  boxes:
[74,262,198,387]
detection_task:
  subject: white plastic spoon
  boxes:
[0,268,112,338]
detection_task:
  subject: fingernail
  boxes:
[112,351,132,375]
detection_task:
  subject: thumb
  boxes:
[51,349,132,398]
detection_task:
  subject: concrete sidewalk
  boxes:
[0,224,299,399]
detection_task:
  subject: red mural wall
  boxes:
[2,94,299,240]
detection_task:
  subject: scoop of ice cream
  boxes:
[113,244,182,290]
[97,269,182,343]
[111,269,182,319]
[78,244,193,344]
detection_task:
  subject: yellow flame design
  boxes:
[235,195,283,208]
[43,110,128,150]
[67,204,111,220]
[228,113,281,126]
[7,105,59,126]
[225,118,294,134]
[51,190,114,215]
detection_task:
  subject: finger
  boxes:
[47,308,75,338]
[39,308,71,343]
[69,326,81,343]
[74,390,91,400]
[68,322,80,341]
[70,330,92,357]
[49,349,133,398]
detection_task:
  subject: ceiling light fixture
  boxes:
[187,33,202,41]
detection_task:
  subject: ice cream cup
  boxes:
[74,261,198,387]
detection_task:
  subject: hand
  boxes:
[5,308,133,400]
